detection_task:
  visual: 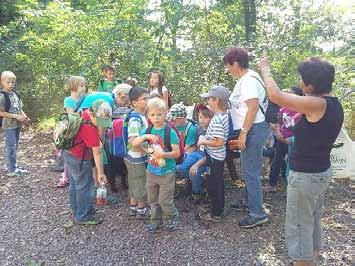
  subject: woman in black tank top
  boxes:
[258,55,344,266]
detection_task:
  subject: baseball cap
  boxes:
[200,85,230,101]
[91,99,112,128]
[168,102,187,121]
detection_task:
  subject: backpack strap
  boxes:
[74,95,86,113]
[249,75,267,115]
[164,125,172,152]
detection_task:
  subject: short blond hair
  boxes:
[67,76,85,92]
[147,97,166,112]
[1,71,16,83]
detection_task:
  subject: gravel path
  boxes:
[0,129,351,266]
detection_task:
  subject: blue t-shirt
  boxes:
[63,96,78,111]
[145,125,179,176]
[77,92,114,111]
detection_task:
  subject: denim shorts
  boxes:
[285,168,332,261]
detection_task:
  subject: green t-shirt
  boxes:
[97,80,116,93]
[146,125,179,176]
[176,121,197,146]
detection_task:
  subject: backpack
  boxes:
[53,112,86,150]
[106,110,143,158]
[146,122,185,164]
[184,119,199,145]
[0,90,21,127]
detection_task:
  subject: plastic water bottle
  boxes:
[96,183,107,205]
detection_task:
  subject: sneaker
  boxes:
[166,219,178,231]
[7,169,24,177]
[15,167,29,174]
[192,193,202,204]
[146,223,162,233]
[76,217,103,226]
[263,183,277,193]
[57,176,69,188]
[238,215,268,228]
[136,207,150,220]
[129,205,137,216]
[199,212,222,222]
[230,201,248,211]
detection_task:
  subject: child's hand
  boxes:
[145,134,159,143]
[152,147,165,159]
[23,117,31,126]
[197,135,206,147]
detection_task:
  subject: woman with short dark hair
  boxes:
[258,55,344,266]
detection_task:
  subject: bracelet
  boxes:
[240,128,248,134]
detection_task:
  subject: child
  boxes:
[176,104,214,202]
[124,87,149,219]
[263,86,303,192]
[97,65,117,93]
[64,99,111,225]
[168,102,197,153]
[197,85,230,222]
[132,97,180,233]
[57,76,87,188]
[148,70,170,108]
[0,71,30,176]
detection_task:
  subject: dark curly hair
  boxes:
[297,57,335,94]
[223,47,249,68]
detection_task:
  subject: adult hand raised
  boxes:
[257,51,272,76]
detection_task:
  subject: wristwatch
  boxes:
[240,127,248,134]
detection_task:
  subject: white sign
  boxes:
[330,128,353,178]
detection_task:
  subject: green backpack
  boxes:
[53,113,84,150]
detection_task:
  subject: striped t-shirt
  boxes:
[205,112,229,160]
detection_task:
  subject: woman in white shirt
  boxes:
[224,47,270,229]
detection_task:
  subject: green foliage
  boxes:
[0,0,351,118]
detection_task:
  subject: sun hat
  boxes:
[91,99,112,128]
[168,102,187,121]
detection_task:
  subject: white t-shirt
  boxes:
[229,69,266,130]
[149,86,168,97]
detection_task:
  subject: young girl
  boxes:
[148,70,170,108]
[57,76,86,187]
[176,104,214,202]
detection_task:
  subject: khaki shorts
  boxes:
[124,159,147,200]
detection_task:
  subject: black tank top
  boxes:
[290,96,344,173]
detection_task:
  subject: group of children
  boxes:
[1,65,300,233]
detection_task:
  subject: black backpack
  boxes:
[0,90,21,127]
[250,76,280,124]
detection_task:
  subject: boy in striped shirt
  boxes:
[197,85,230,222]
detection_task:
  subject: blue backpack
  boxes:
[106,110,143,158]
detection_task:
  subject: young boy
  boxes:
[176,104,214,202]
[168,102,197,153]
[57,76,87,188]
[132,97,180,233]
[197,85,230,222]
[0,71,30,176]
[97,65,117,93]
[64,99,111,225]
[124,87,149,219]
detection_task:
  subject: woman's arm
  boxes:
[258,55,326,118]
[162,91,169,108]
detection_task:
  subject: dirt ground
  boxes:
[0,129,351,266]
